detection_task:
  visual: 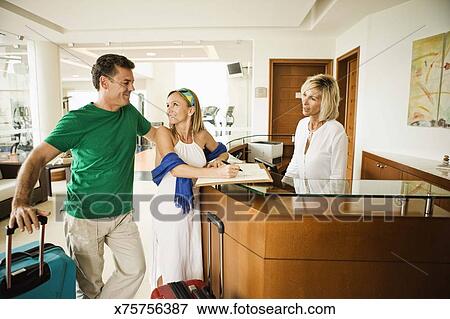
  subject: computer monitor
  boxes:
[227,62,243,78]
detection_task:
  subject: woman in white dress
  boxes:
[150,88,240,290]
[284,74,348,181]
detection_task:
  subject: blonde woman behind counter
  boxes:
[284,74,348,180]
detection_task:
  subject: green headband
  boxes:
[177,88,196,107]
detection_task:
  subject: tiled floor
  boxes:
[0,150,158,299]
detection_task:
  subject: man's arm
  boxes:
[10,142,61,233]
[142,126,158,143]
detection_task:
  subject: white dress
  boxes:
[150,139,206,290]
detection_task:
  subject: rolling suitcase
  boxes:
[0,215,76,299]
[151,212,224,299]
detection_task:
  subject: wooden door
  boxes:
[269,59,333,161]
[336,47,360,180]
[345,59,358,179]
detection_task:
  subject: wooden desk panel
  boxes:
[201,185,450,298]
[263,259,450,298]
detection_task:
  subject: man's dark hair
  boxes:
[91,54,135,91]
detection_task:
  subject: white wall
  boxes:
[144,63,176,125]
[336,0,450,178]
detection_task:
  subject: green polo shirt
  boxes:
[45,103,151,219]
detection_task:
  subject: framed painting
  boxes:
[407,31,449,128]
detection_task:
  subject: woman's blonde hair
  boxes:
[167,88,205,137]
[301,74,340,121]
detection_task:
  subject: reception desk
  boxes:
[200,174,450,298]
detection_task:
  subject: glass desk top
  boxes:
[235,173,450,199]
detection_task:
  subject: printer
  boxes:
[248,141,283,165]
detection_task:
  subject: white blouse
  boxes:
[285,118,348,180]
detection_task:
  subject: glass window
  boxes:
[0,35,32,157]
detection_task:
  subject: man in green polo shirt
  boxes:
[9,54,156,299]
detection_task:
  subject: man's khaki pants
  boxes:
[64,212,146,299]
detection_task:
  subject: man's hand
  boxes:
[9,201,50,234]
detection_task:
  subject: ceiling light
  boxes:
[72,74,79,78]
[17,35,24,41]
[146,52,156,57]
[0,55,21,60]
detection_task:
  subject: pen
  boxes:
[222,160,243,172]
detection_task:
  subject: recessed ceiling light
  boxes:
[72,74,79,77]
[146,52,156,56]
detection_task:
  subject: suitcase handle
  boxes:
[0,252,32,267]
[5,215,48,235]
[4,214,49,290]
[206,212,224,299]
[0,243,57,267]
[206,212,224,234]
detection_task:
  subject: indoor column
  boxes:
[28,40,62,145]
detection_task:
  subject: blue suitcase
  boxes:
[0,215,76,299]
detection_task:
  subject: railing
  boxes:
[225,134,294,149]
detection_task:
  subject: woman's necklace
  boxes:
[308,120,324,140]
[305,120,324,155]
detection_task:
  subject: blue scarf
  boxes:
[151,143,227,214]
[204,142,227,162]
[151,152,193,214]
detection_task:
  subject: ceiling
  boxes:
[58,40,253,81]
[0,0,410,37]
[3,0,316,31]
[0,0,410,80]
